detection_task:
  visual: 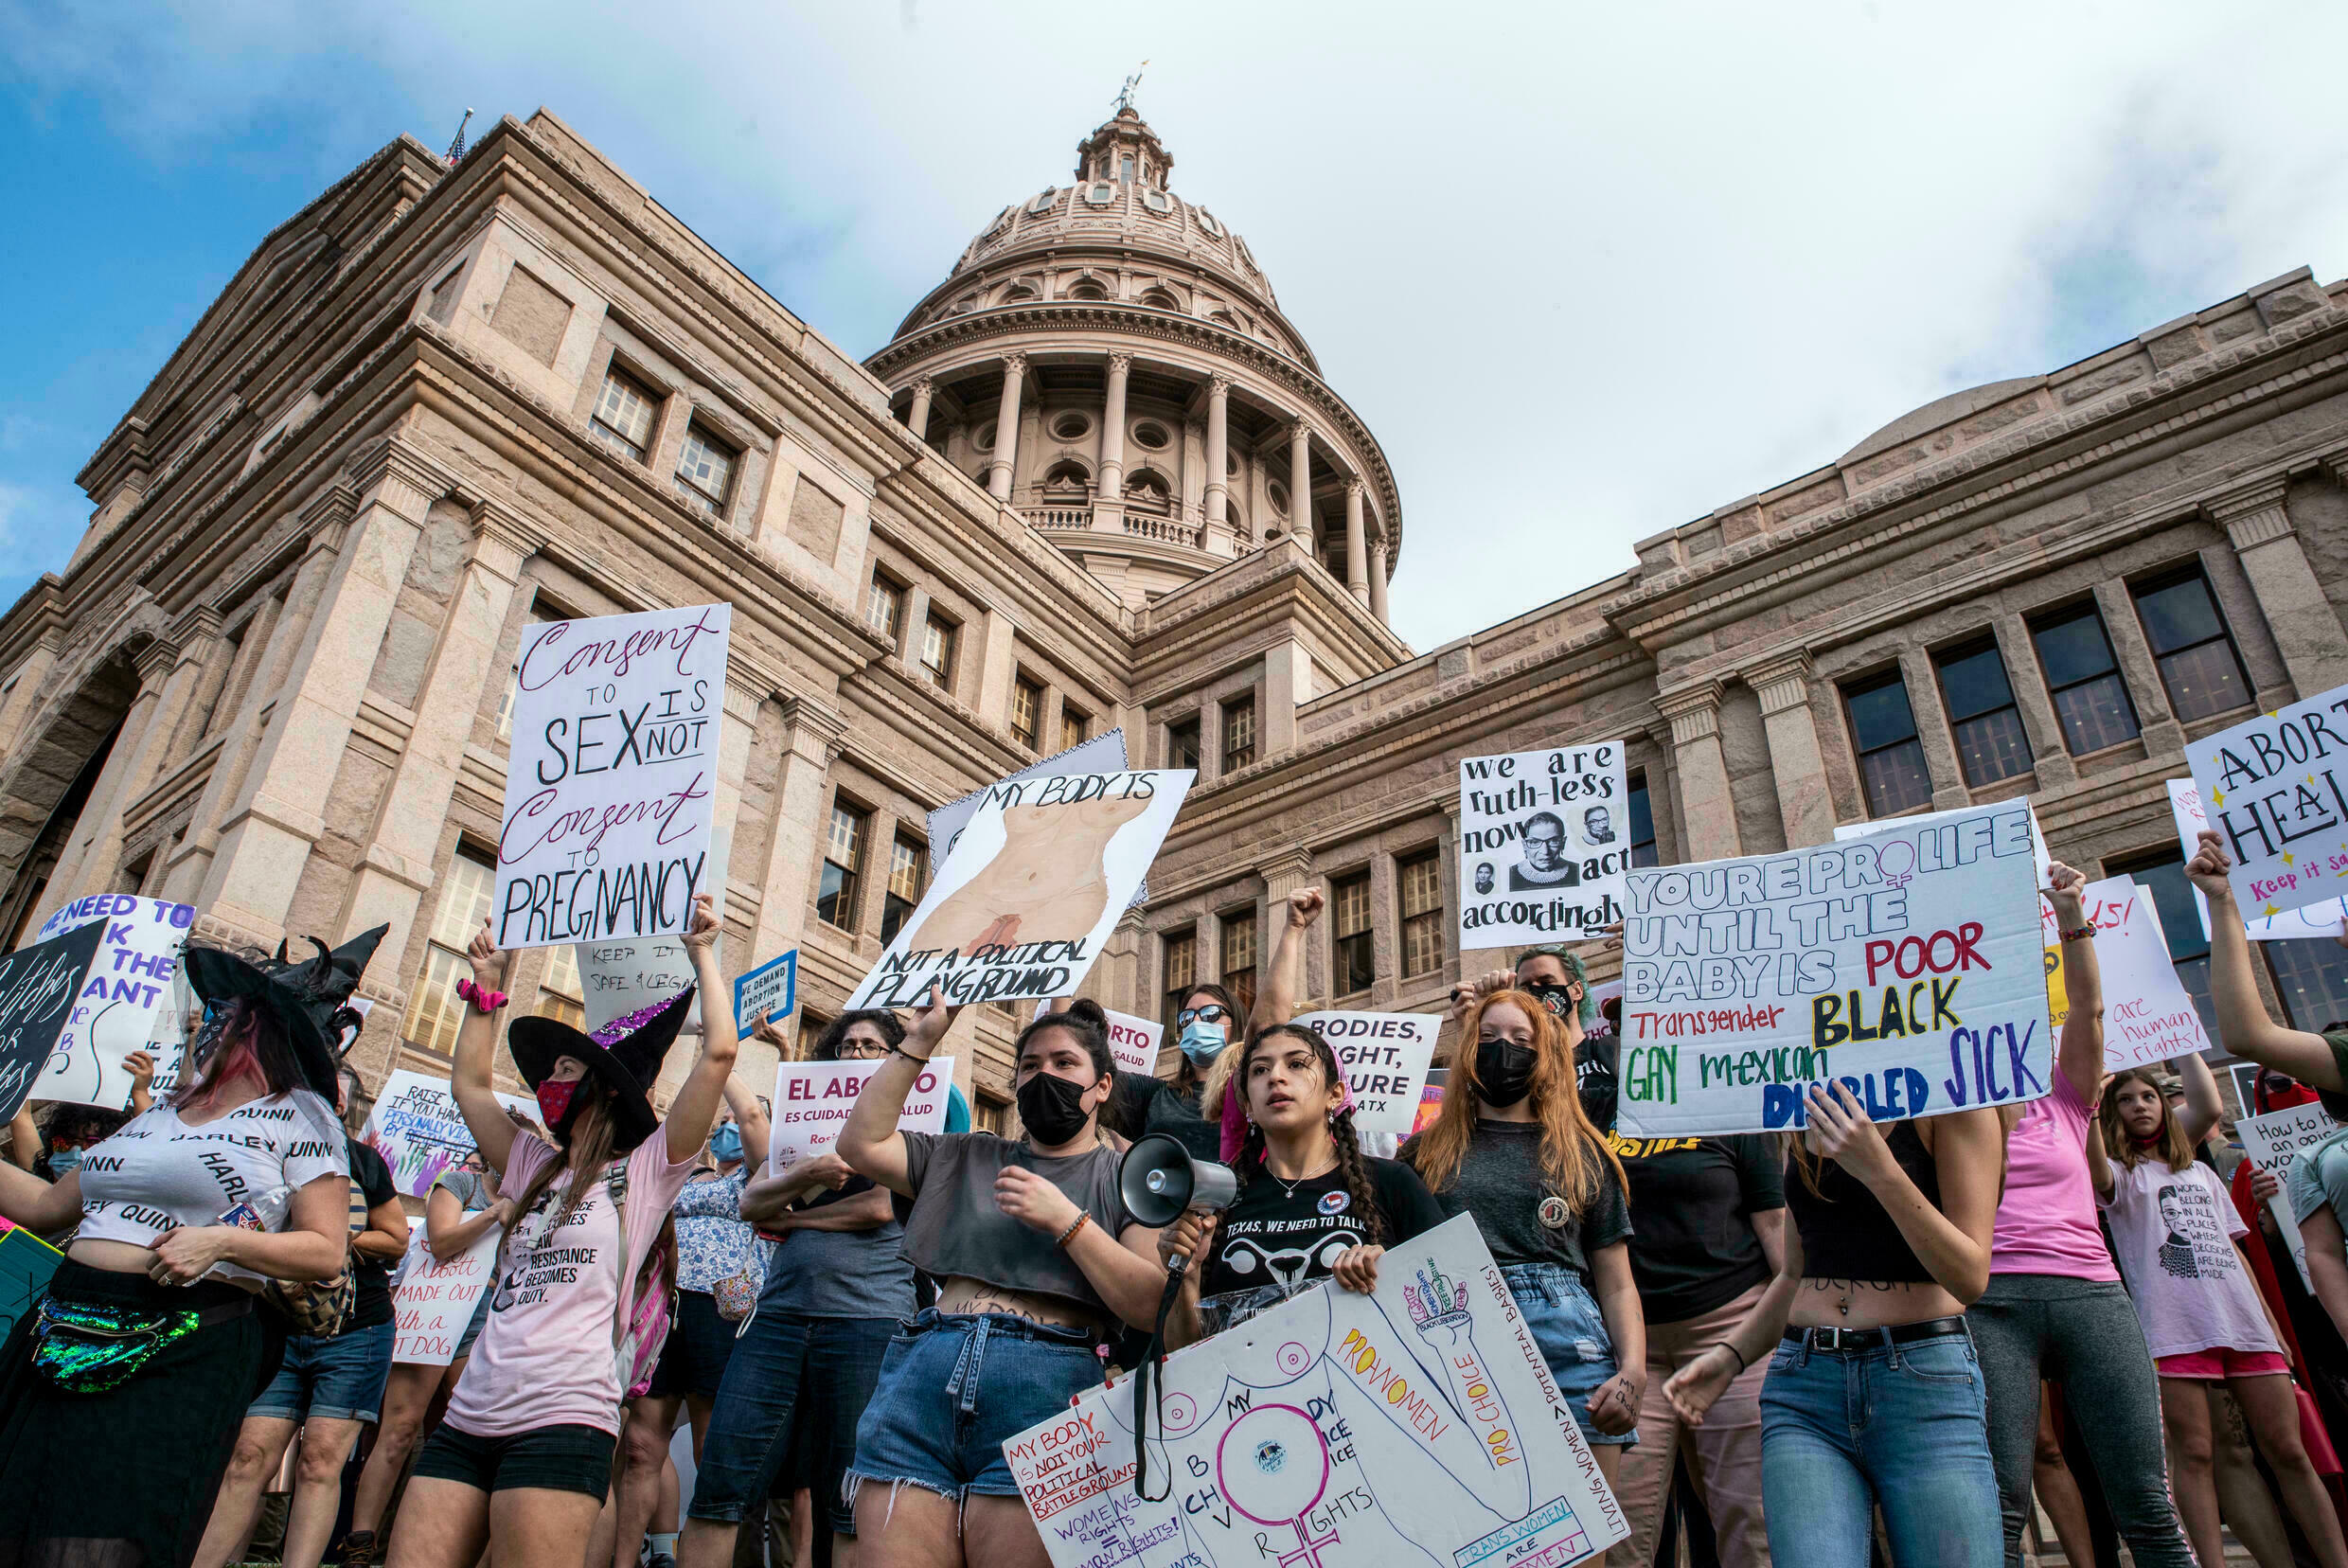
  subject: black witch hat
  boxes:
[507,985,695,1152]
[182,924,389,1100]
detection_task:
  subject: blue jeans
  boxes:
[1502,1262,1634,1446]
[247,1321,395,1424]
[1760,1327,2001,1568]
[847,1310,1104,1502]
[689,1312,896,1544]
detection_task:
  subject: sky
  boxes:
[3,1,2345,655]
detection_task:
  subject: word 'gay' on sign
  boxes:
[2183,684,2348,924]
[495,603,731,950]
[1455,742,1628,947]
[1616,802,2048,1138]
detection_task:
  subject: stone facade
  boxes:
[9,104,2348,1117]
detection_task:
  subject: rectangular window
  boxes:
[920,614,957,688]
[589,366,658,461]
[1011,675,1042,749]
[1933,639,2034,788]
[401,846,497,1055]
[866,575,905,640]
[1167,717,1201,773]
[1331,872,1374,995]
[2262,939,2348,1037]
[1219,909,1258,1018]
[1161,928,1198,1026]
[673,424,737,517]
[497,606,566,741]
[881,833,927,946]
[973,1092,1007,1135]
[1628,773,1659,868]
[2030,604,2140,755]
[1398,850,1444,978]
[1060,704,1090,751]
[2106,847,2217,1040]
[818,800,869,929]
[536,943,585,1030]
[2132,570,2251,723]
[1222,696,1257,773]
[1841,670,1934,815]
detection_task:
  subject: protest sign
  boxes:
[30,894,196,1108]
[2242,1104,2347,1292]
[2183,687,2348,924]
[1616,802,2047,1137]
[362,1069,539,1199]
[2084,883,2215,1071]
[1457,742,1628,946]
[769,1056,956,1167]
[495,603,731,949]
[0,1221,63,1345]
[579,934,696,1034]
[847,770,1190,1009]
[1101,1007,1162,1077]
[928,731,1135,897]
[1414,1067,1448,1135]
[1835,800,2053,887]
[1002,1213,1625,1568]
[2231,1060,2264,1121]
[733,950,797,1041]
[1294,1009,1439,1135]
[0,919,110,1122]
[2166,778,2348,939]
[1582,977,1625,1042]
[391,1230,502,1365]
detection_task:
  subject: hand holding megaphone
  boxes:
[1157,1209,1218,1275]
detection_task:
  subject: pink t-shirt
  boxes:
[444,1131,695,1437]
[1991,1069,2121,1281]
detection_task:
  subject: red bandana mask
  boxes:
[535,1078,580,1129]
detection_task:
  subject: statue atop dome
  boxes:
[1113,61,1147,116]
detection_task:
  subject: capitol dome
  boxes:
[865,106,1400,618]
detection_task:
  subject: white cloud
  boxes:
[6,0,2344,651]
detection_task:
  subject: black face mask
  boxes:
[1522,981,1579,1021]
[1475,1041,1538,1108]
[1017,1070,1095,1146]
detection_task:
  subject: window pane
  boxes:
[1399,854,1442,919]
[400,945,471,1056]
[888,836,927,902]
[1060,706,1089,751]
[2158,641,2250,723]
[817,861,857,928]
[1333,873,1371,939]
[1859,738,1934,815]
[1844,678,1919,753]
[827,804,865,865]
[542,943,581,1002]
[1168,721,1201,772]
[819,803,866,929]
[2051,673,2140,754]
[1951,708,2033,788]
[2033,610,2119,688]
[1220,912,1256,979]
[429,850,497,948]
[1222,699,1256,770]
[2135,577,2226,657]
[2264,939,2348,1034]
[1628,775,1659,868]
[674,427,735,512]
[1162,930,1197,1024]
[921,617,956,686]
[535,991,585,1029]
[866,578,902,638]
[1334,933,1376,995]
[1401,913,1443,978]
[592,371,656,458]
[1399,853,1445,979]
[1011,679,1041,747]
[1935,645,2016,723]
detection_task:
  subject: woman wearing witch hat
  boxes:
[387,891,737,1568]
[0,923,386,1568]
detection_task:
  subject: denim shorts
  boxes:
[1503,1261,1634,1446]
[248,1321,396,1424]
[412,1421,617,1499]
[846,1309,1105,1504]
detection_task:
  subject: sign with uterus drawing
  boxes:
[846,770,1194,1010]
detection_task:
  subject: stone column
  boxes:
[1263,640,1311,759]
[2092,579,2181,756]
[749,695,848,967]
[1369,537,1392,625]
[1203,376,1231,539]
[987,353,1026,502]
[904,377,934,445]
[1991,612,2075,790]
[1747,653,1838,848]
[1895,646,1972,811]
[1656,684,1740,862]
[152,606,226,776]
[0,632,63,758]
[1287,421,1311,547]
[1097,353,1130,514]
[2211,481,2348,697]
[976,607,1018,724]
[341,501,541,953]
[46,635,190,901]
[1259,848,1319,1009]
[1343,481,1370,604]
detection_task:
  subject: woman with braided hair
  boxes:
[1160,1023,1444,1344]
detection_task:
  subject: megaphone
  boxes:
[1117,1133,1238,1229]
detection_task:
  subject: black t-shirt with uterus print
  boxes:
[1194,1157,1445,1337]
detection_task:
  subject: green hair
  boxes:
[1513,944,1595,1025]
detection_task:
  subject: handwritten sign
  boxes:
[391,1229,502,1365]
[2083,882,2215,1070]
[578,935,695,1034]
[2244,1104,2347,1292]
[2184,686,2348,924]
[930,729,1132,871]
[31,894,197,1108]
[1100,1007,1161,1078]
[0,920,110,1122]
[1616,802,2047,1137]
[495,603,731,949]
[769,1056,956,1167]
[1457,743,1628,947]
[1294,1010,1439,1134]
[1003,1214,1625,1568]
[2166,778,2348,940]
[848,771,1190,1009]
[1836,800,2052,886]
[362,1069,539,1199]
[0,1223,64,1346]
[733,950,798,1041]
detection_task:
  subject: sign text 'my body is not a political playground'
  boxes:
[1615,804,2048,1137]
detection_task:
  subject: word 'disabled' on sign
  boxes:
[2183,684,2348,924]
[1456,743,1628,946]
[847,770,1191,1010]
[495,604,731,949]
[1616,802,2048,1138]
[1002,1215,1625,1568]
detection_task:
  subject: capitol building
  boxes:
[8,104,2348,1112]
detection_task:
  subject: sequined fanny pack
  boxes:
[31,1293,254,1395]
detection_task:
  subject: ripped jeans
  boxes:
[844,1309,1105,1505]
[1503,1261,1636,1446]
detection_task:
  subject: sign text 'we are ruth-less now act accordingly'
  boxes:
[1456,743,1629,947]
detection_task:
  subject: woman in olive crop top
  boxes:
[1764,1080,2005,1568]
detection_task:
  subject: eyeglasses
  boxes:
[1177,1005,1234,1026]
[837,1042,889,1059]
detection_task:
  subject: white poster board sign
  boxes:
[2166,778,2348,939]
[391,1230,502,1366]
[2243,1104,2347,1293]
[495,604,731,949]
[362,1069,539,1200]
[2087,882,2217,1070]
[848,771,1191,1009]
[1617,802,2047,1136]
[1835,799,2053,888]
[1457,742,1629,947]
[1294,1010,1440,1135]
[578,935,696,1034]
[1003,1215,1626,1568]
[1101,1007,1162,1078]
[929,729,1130,864]
[769,1056,957,1167]
[32,894,199,1108]
[2184,689,2348,924]
[733,950,797,1041]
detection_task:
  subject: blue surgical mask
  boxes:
[1179,1021,1228,1068]
[709,1125,743,1163]
[47,1148,82,1179]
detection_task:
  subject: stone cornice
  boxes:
[1654,682,1727,746]
[1744,653,1814,719]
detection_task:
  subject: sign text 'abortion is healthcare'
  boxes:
[1617,803,2047,1138]
[496,605,731,950]
[2184,683,2348,924]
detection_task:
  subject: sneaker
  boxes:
[342,1531,381,1568]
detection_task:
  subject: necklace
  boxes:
[1270,1156,1339,1199]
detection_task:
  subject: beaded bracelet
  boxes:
[1057,1212,1092,1250]
[2058,924,2098,943]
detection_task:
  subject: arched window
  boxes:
[1000,283,1038,305]
[1209,311,1238,329]
[1042,459,1092,493]
[1067,279,1108,302]
[1125,470,1172,510]
[1140,287,1180,311]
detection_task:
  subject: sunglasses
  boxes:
[1177,1005,1234,1026]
